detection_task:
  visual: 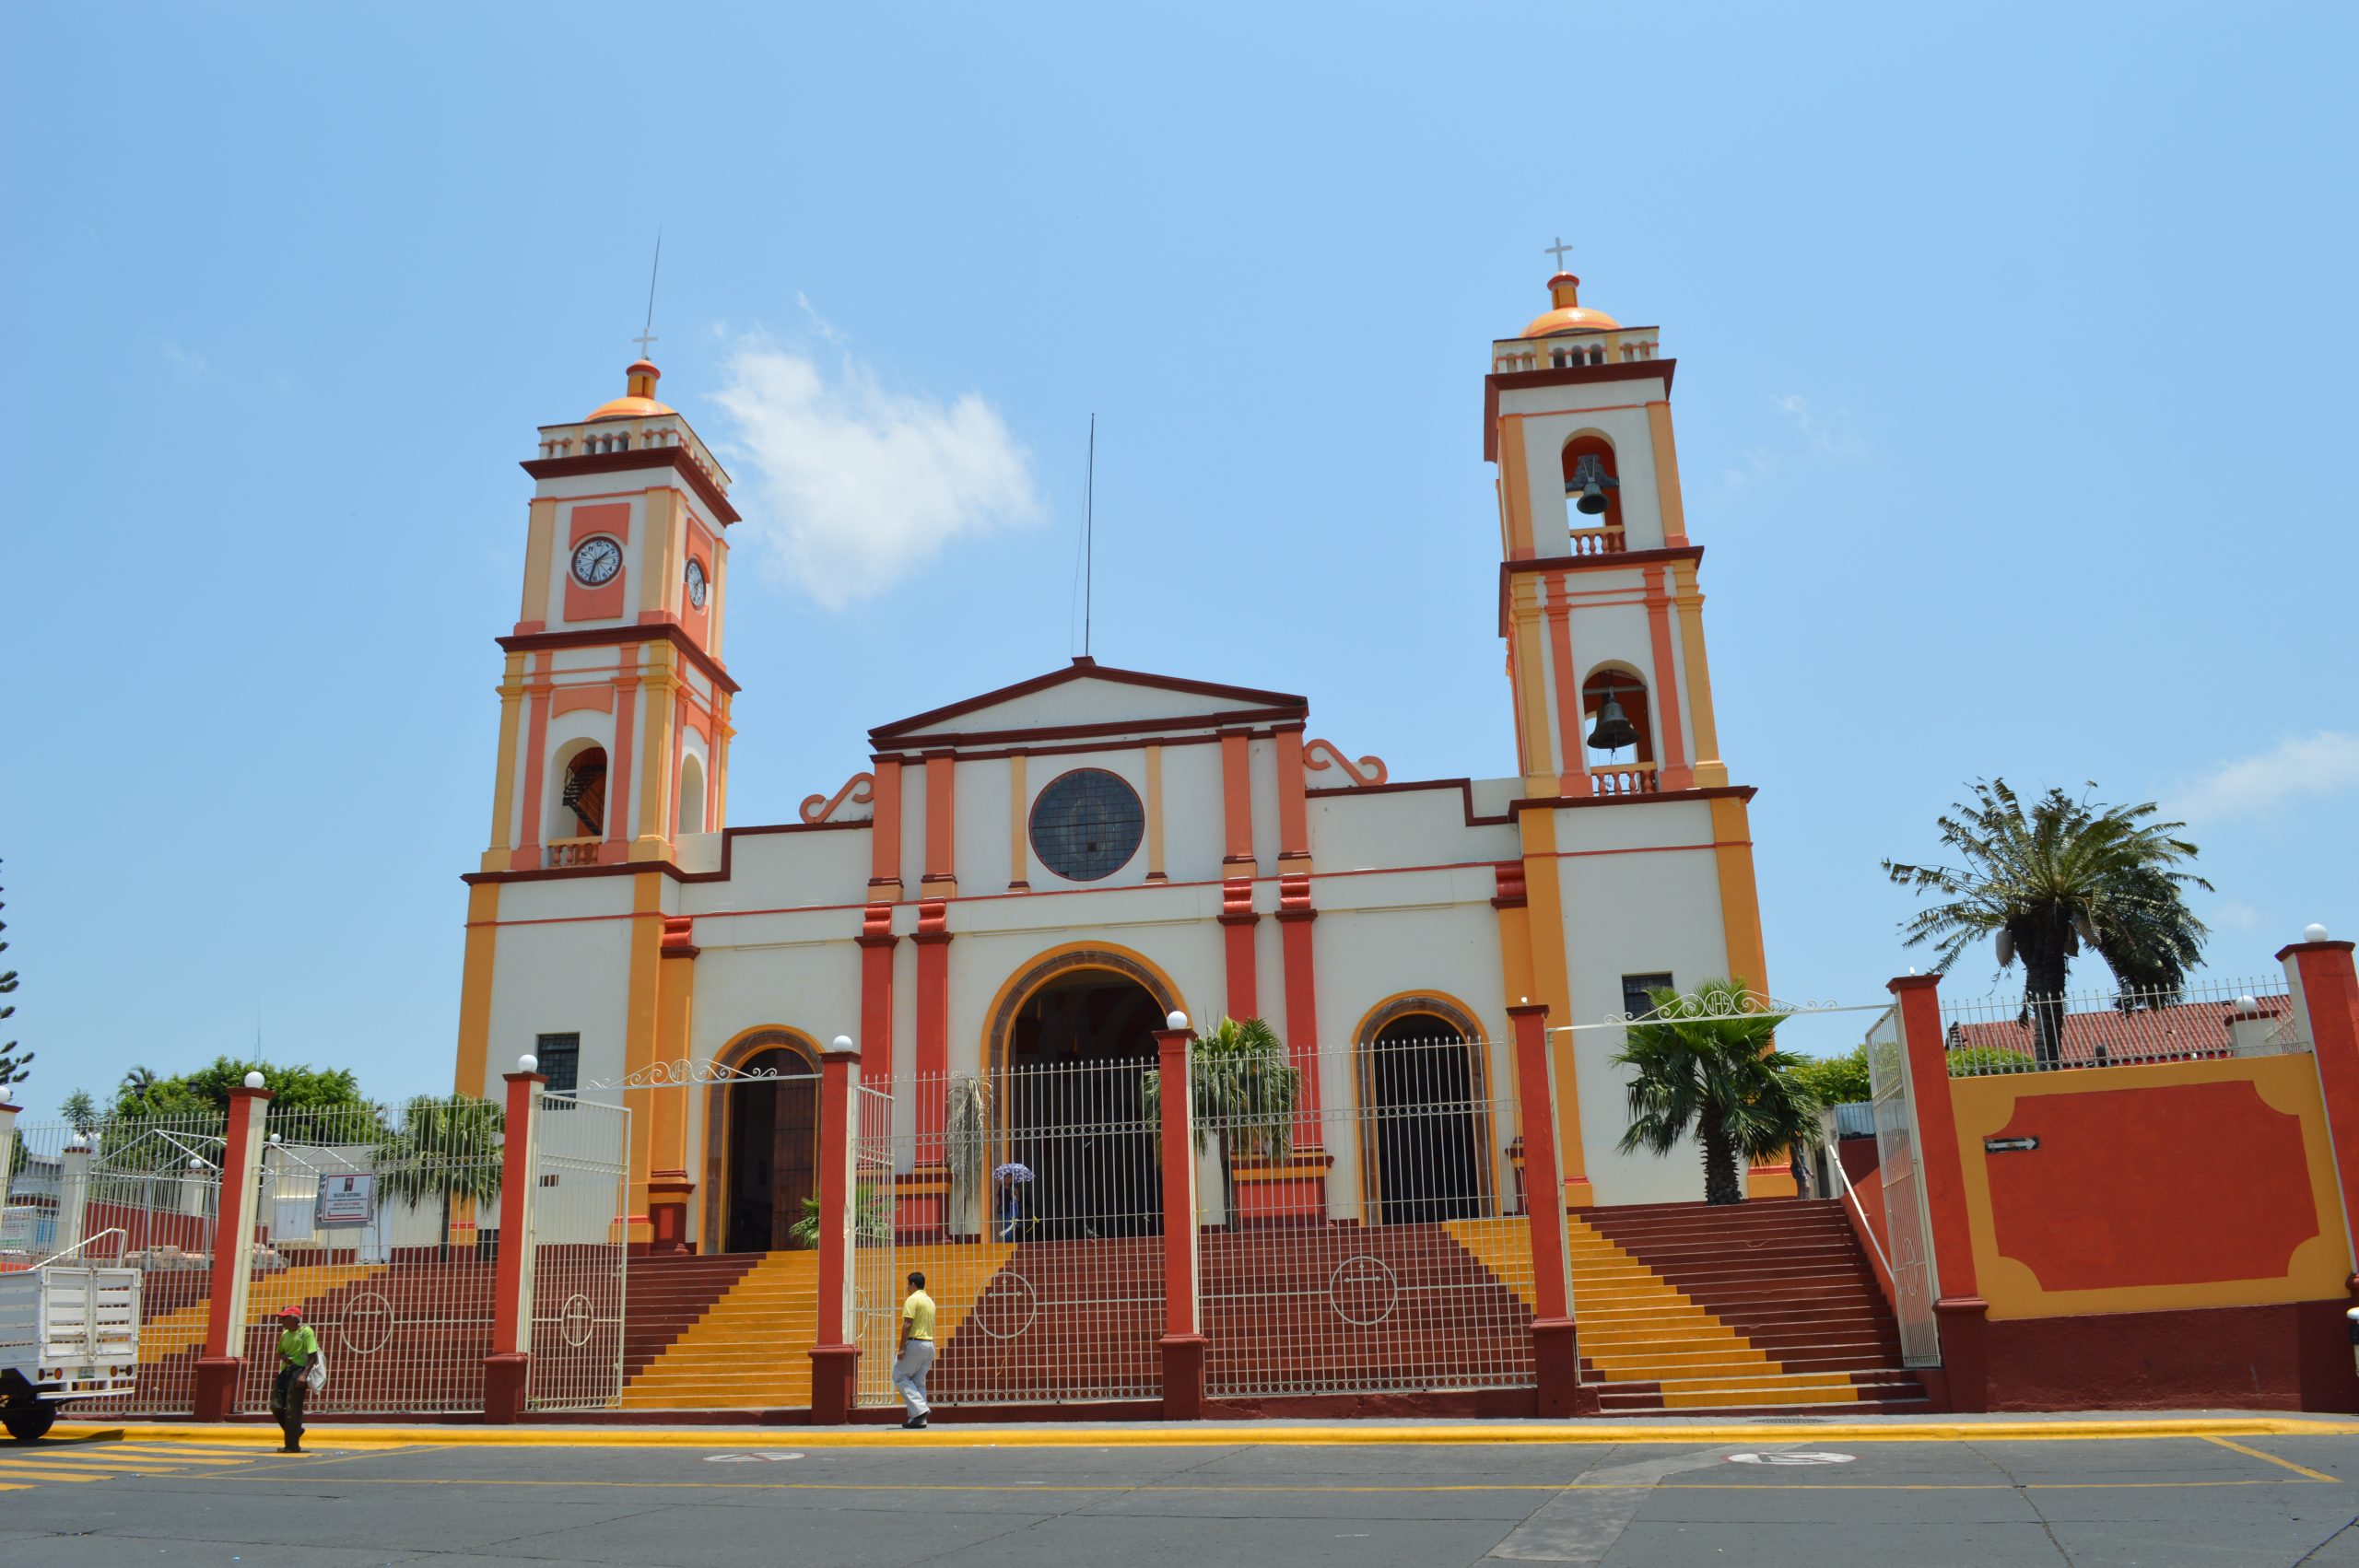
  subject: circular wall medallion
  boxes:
[336,1290,395,1356]
[971,1270,1039,1340]
[1327,1255,1400,1328]
[1027,768,1144,882]
[571,536,623,587]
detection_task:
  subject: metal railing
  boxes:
[851,1083,900,1408]
[1940,976,2305,1075]
[1199,1034,1534,1399]
[240,1098,503,1416]
[525,1093,629,1412]
[1863,1005,1941,1367]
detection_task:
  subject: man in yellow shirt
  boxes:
[895,1271,935,1430]
[270,1306,321,1453]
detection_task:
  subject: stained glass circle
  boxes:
[1027,768,1144,882]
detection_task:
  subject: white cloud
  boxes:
[158,339,206,375]
[2176,731,2359,823]
[1719,393,1864,494]
[712,340,1041,609]
[2210,896,2264,932]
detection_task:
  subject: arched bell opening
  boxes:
[554,743,609,840]
[677,752,706,836]
[1580,667,1655,770]
[1561,434,1625,538]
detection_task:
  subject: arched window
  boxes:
[678,754,706,836]
[1561,434,1625,543]
[559,745,608,837]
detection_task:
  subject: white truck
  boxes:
[0,1260,141,1441]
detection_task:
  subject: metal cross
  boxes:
[632,327,659,357]
[1544,237,1575,271]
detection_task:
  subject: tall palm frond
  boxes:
[1611,979,1821,1205]
[1144,1016,1299,1224]
[1884,779,2211,1059]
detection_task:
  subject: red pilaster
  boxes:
[1508,1005,1588,1417]
[1218,905,1260,1021]
[858,908,898,1096]
[1274,728,1311,872]
[1156,1020,1207,1419]
[1642,565,1694,792]
[2285,940,2359,1275]
[483,1067,546,1423]
[809,1037,863,1423]
[601,654,640,865]
[1276,879,1325,1138]
[868,757,905,897]
[194,1084,271,1421]
[1218,731,1254,876]
[913,901,951,1142]
[1891,971,1988,1412]
[511,655,552,869]
[921,751,957,897]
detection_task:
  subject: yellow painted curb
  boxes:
[53,1417,2359,1451]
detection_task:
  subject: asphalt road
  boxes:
[2,1430,2356,1566]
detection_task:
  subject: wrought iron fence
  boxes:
[851,1082,899,1408]
[526,1093,630,1412]
[1198,1033,1534,1399]
[3,1113,227,1415]
[883,1061,1167,1407]
[1939,976,2304,1075]
[1863,1004,1940,1367]
[240,1098,502,1416]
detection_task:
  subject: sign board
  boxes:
[313,1173,376,1229]
[1984,1136,2040,1153]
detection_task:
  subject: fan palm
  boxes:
[1884,779,2210,1063]
[1612,978,1822,1205]
[1143,1016,1299,1224]
[374,1094,504,1256]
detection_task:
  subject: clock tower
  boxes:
[476,357,741,874]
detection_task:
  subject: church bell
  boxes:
[1567,453,1620,516]
[1587,689,1637,753]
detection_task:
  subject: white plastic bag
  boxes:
[305,1354,328,1394]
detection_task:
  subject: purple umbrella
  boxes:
[993,1163,1034,1184]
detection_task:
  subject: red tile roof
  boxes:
[1945,997,2289,1066]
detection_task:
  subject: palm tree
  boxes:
[1143,1016,1300,1224]
[1884,779,2210,1064]
[374,1095,504,1257]
[1613,978,1823,1205]
[119,1065,159,1112]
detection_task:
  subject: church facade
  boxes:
[450,266,1783,1255]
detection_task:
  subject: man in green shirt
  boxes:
[270,1306,320,1453]
[894,1271,935,1430]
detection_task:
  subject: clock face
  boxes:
[685,556,709,609]
[570,536,623,587]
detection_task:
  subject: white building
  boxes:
[450,266,1784,1255]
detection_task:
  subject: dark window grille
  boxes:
[1621,973,1674,1022]
[1027,768,1144,883]
[534,1032,581,1097]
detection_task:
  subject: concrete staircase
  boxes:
[620,1252,817,1410]
[1575,1199,1926,1414]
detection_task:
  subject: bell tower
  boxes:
[1485,267,1725,800]
[477,357,742,873]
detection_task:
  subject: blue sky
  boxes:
[4,4,2353,1116]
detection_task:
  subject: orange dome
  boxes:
[586,359,675,421]
[1520,273,1621,338]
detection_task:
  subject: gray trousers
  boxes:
[893,1340,934,1419]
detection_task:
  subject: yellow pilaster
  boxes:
[639,487,681,618]
[454,883,500,1097]
[622,872,666,1243]
[1497,414,1534,557]
[1670,560,1727,787]
[1144,743,1166,879]
[632,642,678,859]
[520,498,557,625]
[481,652,527,870]
[1509,578,1555,797]
[1518,809,1591,1204]
[652,930,695,1197]
[1648,402,1689,545]
[1008,753,1028,886]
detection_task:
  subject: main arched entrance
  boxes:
[1364,1011,1490,1226]
[720,1041,819,1253]
[1003,968,1166,1238]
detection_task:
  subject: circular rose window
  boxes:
[1027,768,1144,882]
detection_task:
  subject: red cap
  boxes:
[278,1307,301,1320]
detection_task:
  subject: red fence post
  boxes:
[194,1080,271,1421]
[1156,1013,1207,1420]
[810,1035,863,1423]
[483,1060,547,1423]
[2285,934,2359,1273]
[1890,972,1987,1411]
[1508,1004,1588,1417]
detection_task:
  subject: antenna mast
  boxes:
[1084,414,1096,659]
[634,230,663,358]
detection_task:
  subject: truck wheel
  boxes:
[2,1405,55,1443]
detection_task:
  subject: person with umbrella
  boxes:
[994,1162,1033,1242]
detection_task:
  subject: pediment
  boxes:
[871,659,1306,748]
